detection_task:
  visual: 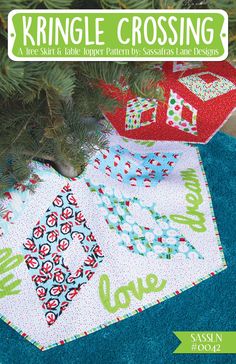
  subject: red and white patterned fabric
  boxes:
[103,61,236,143]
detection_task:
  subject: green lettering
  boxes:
[170,213,206,232]
[145,274,167,292]
[114,287,130,309]
[186,192,203,207]
[0,248,24,299]
[99,274,118,313]
[0,274,22,298]
[171,169,207,233]
[0,254,24,275]
[181,168,198,181]
[0,248,12,264]
[99,273,167,313]
[127,279,144,300]
[185,181,201,194]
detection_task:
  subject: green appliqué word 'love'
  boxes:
[0,248,23,299]
[99,273,167,313]
[170,168,207,233]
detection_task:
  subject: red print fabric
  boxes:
[103,61,236,143]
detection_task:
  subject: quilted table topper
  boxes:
[103,61,236,143]
[0,133,226,350]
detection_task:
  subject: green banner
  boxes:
[174,332,236,354]
[8,10,228,61]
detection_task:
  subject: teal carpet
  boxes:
[0,132,235,364]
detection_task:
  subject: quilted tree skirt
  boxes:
[103,61,236,143]
[0,133,227,351]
